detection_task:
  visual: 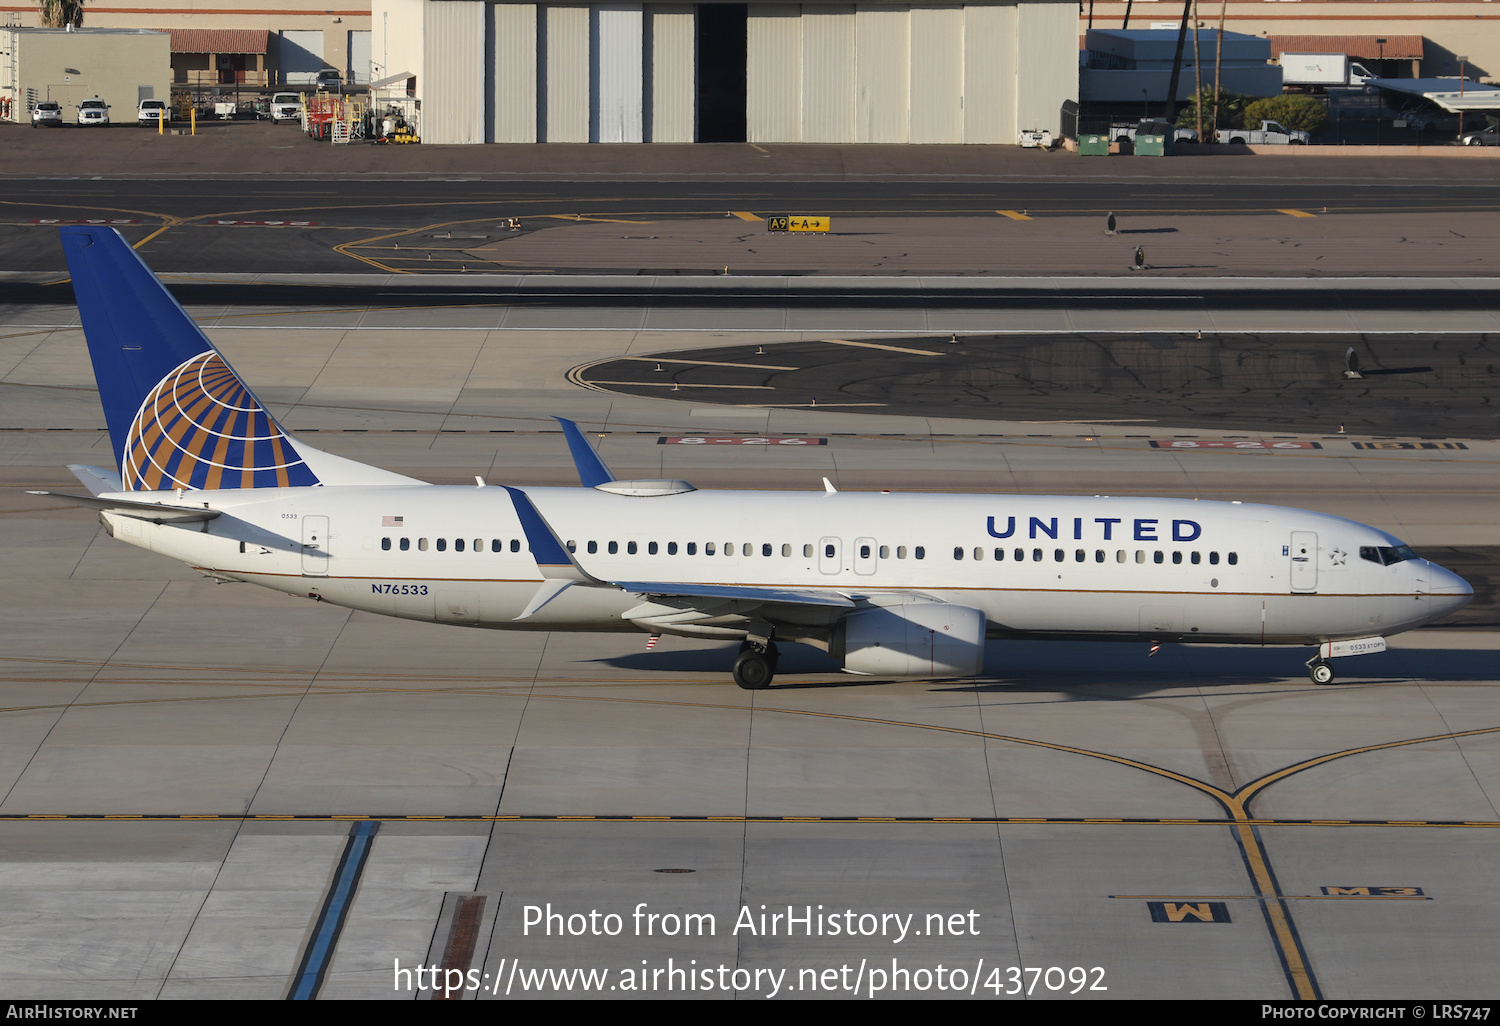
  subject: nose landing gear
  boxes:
[1307,657,1336,685]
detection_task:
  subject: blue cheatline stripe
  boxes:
[288,820,379,1000]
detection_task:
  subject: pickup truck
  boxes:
[137,99,168,127]
[269,92,302,123]
[1216,120,1311,145]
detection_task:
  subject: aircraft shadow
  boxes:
[595,639,1497,690]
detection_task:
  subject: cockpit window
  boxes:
[1360,545,1416,566]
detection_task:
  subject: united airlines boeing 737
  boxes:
[34,228,1472,688]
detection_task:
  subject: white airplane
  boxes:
[35,227,1472,689]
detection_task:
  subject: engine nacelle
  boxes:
[830,603,986,677]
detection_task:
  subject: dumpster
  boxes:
[1133,120,1175,156]
[1078,133,1109,156]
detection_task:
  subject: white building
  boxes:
[374,0,1079,144]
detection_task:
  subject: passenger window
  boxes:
[649,542,658,555]
[1116,550,1126,563]
[1209,551,1219,564]
[897,546,907,559]
[400,538,410,551]
[763,543,773,557]
[1075,549,1085,562]
[418,538,429,551]
[994,548,1005,561]
[687,542,697,555]
[1095,549,1104,563]
[455,538,465,552]
[726,544,734,557]
[668,542,678,555]
[915,546,925,560]
[493,539,502,552]
[1172,551,1182,564]
[628,541,637,555]
[825,544,835,559]
[975,547,985,561]
[706,542,716,555]
[436,538,446,552]
[511,539,520,553]
[1054,549,1064,562]
[381,537,391,551]
[954,547,964,561]
[1191,551,1201,564]
[1153,551,1164,564]
[1015,548,1023,561]
[608,541,618,554]
[804,543,814,558]
[879,545,889,559]
[1228,552,1238,565]
[587,541,598,554]
[1032,548,1042,561]
[862,545,873,559]
[1135,550,1145,563]
[783,544,793,557]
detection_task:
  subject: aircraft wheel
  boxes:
[1309,661,1335,685]
[733,651,774,690]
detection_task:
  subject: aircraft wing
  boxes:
[613,581,856,609]
[26,491,221,524]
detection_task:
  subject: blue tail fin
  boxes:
[61,227,319,492]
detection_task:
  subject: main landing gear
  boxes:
[733,639,780,690]
[1306,657,1336,685]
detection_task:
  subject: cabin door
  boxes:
[1289,531,1317,593]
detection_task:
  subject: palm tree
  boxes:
[38,0,84,28]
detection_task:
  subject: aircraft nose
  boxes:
[1427,562,1474,617]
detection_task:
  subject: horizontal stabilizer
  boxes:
[612,581,857,609]
[27,490,221,524]
[68,465,124,496]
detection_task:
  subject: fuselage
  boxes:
[99,485,1473,647]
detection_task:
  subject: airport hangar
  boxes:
[371,0,1080,144]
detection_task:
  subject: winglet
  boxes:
[554,417,614,487]
[500,485,600,583]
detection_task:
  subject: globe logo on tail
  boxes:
[122,352,319,491]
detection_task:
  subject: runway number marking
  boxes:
[1351,442,1468,451]
[1149,440,1322,450]
[658,437,826,446]
[1320,886,1426,897]
[211,220,321,227]
[30,218,140,225]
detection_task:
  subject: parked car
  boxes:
[137,99,168,127]
[314,68,342,91]
[1460,124,1500,146]
[30,101,63,128]
[76,97,110,127]
[269,92,302,123]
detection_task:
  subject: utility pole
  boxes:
[1163,0,1194,121]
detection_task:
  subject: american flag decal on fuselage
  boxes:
[122,352,320,491]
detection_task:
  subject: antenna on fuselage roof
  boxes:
[823,477,838,494]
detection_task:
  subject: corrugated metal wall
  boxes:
[908,4,962,143]
[747,4,801,142]
[395,0,1076,146]
[1015,0,1074,135]
[647,4,695,142]
[962,2,1015,142]
[423,1,486,143]
[800,4,854,142]
[543,4,591,141]
[854,4,908,142]
[593,3,643,141]
[490,3,537,141]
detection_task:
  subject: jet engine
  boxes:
[829,603,986,676]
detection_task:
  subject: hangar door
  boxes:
[347,30,372,85]
[279,30,324,86]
